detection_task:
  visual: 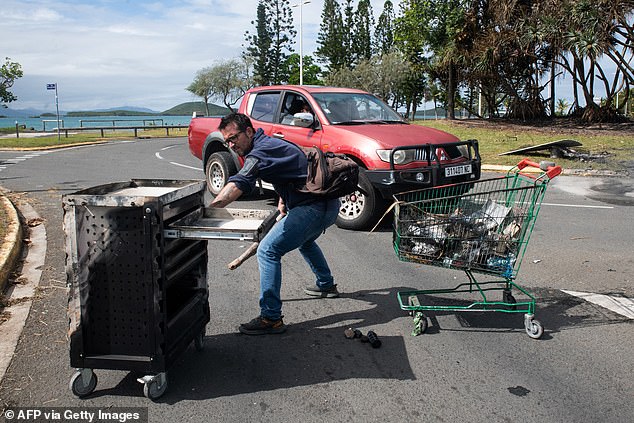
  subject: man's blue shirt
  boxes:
[228,128,315,209]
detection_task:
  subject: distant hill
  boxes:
[1,107,48,118]
[95,106,158,113]
[162,102,231,116]
[66,110,160,117]
[2,102,230,118]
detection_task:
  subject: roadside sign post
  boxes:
[47,83,61,142]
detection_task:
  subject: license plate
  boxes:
[445,164,472,177]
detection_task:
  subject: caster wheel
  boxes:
[525,319,544,339]
[194,331,205,351]
[70,370,97,398]
[412,312,428,336]
[142,374,168,400]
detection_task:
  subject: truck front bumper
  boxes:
[365,140,481,199]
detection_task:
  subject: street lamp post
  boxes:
[46,83,61,142]
[293,0,311,86]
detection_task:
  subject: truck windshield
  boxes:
[312,93,405,125]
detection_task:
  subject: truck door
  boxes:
[269,91,322,149]
[245,91,281,137]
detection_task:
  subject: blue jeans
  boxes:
[256,198,340,321]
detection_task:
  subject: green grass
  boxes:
[416,119,634,172]
[0,127,188,149]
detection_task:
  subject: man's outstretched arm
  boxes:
[210,182,243,208]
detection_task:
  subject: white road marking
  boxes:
[0,151,51,172]
[169,161,202,171]
[542,202,613,209]
[561,290,634,319]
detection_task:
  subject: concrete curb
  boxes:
[0,192,23,293]
[0,196,46,384]
[481,164,625,177]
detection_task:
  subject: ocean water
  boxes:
[0,115,193,131]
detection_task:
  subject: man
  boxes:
[211,113,340,335]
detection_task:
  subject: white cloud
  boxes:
[0,7,63,22]
[3,1,579,114]
[2,0,275,111]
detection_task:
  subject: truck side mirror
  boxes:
[292,112,314,128]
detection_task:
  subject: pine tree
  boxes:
[244,2,273,85]
[341,0,355,68]
[243,0,296,86]
[267,0,296,84]
[374,1,396,55]
[315,0,346,73]
[353,0,374,64]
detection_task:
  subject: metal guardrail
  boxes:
[78,118,165,127]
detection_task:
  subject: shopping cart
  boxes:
[393,159,561,339]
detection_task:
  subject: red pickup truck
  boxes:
[188,85,481,230]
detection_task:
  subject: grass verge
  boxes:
[417,119,634,172]
[0,127,188,149]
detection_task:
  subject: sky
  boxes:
[2,0,602,114]
[2,0,399,113]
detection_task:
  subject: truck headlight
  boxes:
[376,149,415,165]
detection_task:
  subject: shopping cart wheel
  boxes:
[524,317,544,339]
[138,373,168,401]
[412,312,428,336]
[70,369,97,398]
[194,330,205,351]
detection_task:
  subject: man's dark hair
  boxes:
[218,113,254,132]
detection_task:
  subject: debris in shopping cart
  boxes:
[465,198,512,234]
[411,241,439,255]
[486,253,516,273]
[405,221,449,241]
[394,192,533,275]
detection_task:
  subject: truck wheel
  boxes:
[336,171,385,230]
[205,152,237,196]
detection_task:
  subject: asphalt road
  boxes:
[0,138,632,423]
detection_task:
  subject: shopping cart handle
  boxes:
[516,159,562,179]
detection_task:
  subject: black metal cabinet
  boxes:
[63,179,210,400]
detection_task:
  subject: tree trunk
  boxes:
[550,60,556,117]
[447,62,456,120]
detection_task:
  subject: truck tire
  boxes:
[336,171,386,230]
[205,151,237,196]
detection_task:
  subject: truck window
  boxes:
[279,93,312,125]
[313,92,404,124]
[249,92,280,123]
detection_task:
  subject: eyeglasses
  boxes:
[224,131,244,145]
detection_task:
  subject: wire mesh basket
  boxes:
[392,160,562,339]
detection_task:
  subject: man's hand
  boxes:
[210,182,243,208]
[277,197,287,217]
